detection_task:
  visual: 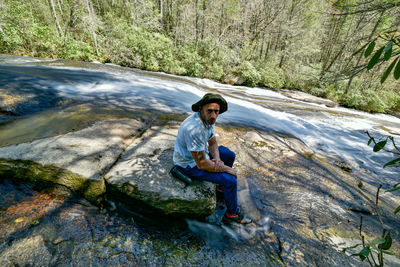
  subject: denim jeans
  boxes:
[179,146,238,215]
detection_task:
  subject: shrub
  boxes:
[202,61,224,80]
[176,45,203,77]
[259,64,285,89]
[127,28,175,72]
[340,88,389,113]
[237,61,261,87]
[57,37,96,61]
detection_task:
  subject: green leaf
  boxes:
[367,47,384,70]
[343,243,362,253]
[379,232,392,250]
[370,237,385,246]
[364,41,376,58]
[351,253,365,261]
[394,58,400,79]
[384,41,393,61]
[368,137,373,146]
[381,57,398,83]
[394,206,400,215]
[386,186,400,192]
[381,250,394,255]
[353,45,366,56]
[383,157,400,168]
[359,247,370,261]
[353,42,370,56]
[373,140,387,152]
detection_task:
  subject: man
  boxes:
[173,93,252,224]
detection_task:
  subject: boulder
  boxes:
[0,119,147,204]
[105,122,216,217]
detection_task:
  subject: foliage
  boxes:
[127,28,176,72]
[367,132,400,173]
[176,45,204,77]
[237,61,261,87]
[356,31,400,84]
[343,215,394,266]
[340,86,394,113]
[0,0,400,113]
[343,30,399,264]
[259,64,286,89]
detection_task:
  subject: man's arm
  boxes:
[208,136,225,171]
[208,137,220,161]
[191,150,237,177]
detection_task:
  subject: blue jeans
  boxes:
[179,146,238,215]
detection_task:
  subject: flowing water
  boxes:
[0,54,399,266]
[1,55,398,185]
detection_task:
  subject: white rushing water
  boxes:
[1,56,399,186]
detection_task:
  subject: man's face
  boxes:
[200,102,220,125]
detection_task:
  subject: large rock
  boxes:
[215,127,400,266]
[0,119,147,204]
[105,122,216,217]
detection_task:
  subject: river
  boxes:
[0,54,399,266]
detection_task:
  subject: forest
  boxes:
[0,0,399,113]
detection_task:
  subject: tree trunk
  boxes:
[159,0,163,29]
[56,0,64,20]
[345,10,385,94]
[67,0,78,33]
[259,31,265,59]
[195,0,199,49]
[200,0,206,40]
[0,22,6,37]
[218,2,224,39]
[85,0,99,56]
[48,0,63,36]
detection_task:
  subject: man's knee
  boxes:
[222,173,237,188]
[219,145,236,161]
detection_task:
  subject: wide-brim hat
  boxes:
[192,93,228,114]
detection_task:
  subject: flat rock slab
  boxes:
[105,122,216,217]
[0,119,147,204]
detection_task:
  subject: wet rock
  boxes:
[333,160,353,173]
[0,89,23,115]
[0,235,53,267]
[223,73,245,85]
[0,119,147,204]
[105,122,216,217]
[215,127,400,266]
[279,89,337,107]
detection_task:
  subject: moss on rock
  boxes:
[0,158,105,205]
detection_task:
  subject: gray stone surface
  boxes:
[105,122,216,216]
[279,89,337,107]
[0,119,147,204]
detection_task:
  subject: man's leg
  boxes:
[217,146,235,168]
[181,166,239,216]
[212,146,235,193]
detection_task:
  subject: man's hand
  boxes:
[212,158,225,172]
[226,168,237,178]
[191,151,237,177]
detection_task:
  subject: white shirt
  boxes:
[173,112,215,168]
